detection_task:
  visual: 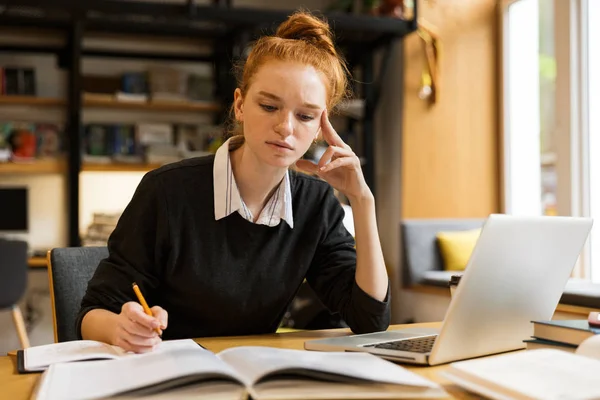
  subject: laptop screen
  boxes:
[0,187,28,232]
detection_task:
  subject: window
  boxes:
[502,0,599,282]
[501,0,555,216]
[586,0,599,281]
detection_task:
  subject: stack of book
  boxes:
[525,319,600,352]
[82,68,214,104]
[82,212,121,247]
[82,123,222,165]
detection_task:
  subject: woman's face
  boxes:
[233,60,327,168]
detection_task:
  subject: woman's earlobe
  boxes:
[233,88,244,121]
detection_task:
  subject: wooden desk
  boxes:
[0,322,479,400]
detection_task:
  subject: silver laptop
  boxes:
[305,214,593,366]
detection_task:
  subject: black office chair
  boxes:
[0,239,30,348]
[47,247,108,342]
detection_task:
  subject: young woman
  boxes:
[78,11,390,353]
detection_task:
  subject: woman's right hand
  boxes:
[112,302,168,353]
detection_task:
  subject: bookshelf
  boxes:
[0,159,67,174]
[81,162,162,172]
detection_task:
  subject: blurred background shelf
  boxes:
[28,257,47,268]
[0,159,67,174]
[81,162,162,172]
[83,97,221,113]
[0,96,65,107]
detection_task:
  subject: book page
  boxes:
[250,379,447,400]
[448,349,600,400]
[217,346,439,389]
[34,347,246,400]
[25,340,120,371]
[576,334,600,360]
[107,381,246,400]
[111,338,202,356]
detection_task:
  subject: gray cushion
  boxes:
[401,219,485,286]
[49,247,108,342]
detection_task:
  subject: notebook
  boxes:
[30,340,447,400]
[443,334,600,400]
[531,319,600,346]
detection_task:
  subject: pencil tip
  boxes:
[132,282,137,287]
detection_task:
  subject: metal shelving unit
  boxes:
[0,0,417,246]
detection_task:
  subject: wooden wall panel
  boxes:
[402,0,500,218]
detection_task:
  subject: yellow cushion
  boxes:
[436,228,481,271]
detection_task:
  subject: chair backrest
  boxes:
[401,219,485,286]
[0,239,28,309]
[48,247,108,342]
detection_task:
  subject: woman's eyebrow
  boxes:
[257,91,321,110]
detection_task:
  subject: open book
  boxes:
[31,339,446,400]
[442,334,600,400]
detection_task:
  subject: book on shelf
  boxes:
[2,67,36,96]
[28,339,446,400]
[121,72,148,95]
[532,319,600,346]
[443,335,600,400]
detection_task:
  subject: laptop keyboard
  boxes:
[363,335,437,354]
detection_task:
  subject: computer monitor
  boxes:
[0,187,28,233]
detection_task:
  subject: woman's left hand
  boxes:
[295,110,373,202]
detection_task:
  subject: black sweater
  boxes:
[77,155,390,340]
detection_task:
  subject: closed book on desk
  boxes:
[532,319,600,346]
[523,338,577,353]
[31,343,446,400]
[443,348,600,400]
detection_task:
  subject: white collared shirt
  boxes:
[213,136,294,228]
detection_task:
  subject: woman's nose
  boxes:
[275,112,294,137]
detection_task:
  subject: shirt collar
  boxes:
[213,136,294,228]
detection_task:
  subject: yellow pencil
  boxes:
[132,282,162,335]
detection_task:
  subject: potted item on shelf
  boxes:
[7,122,36,162]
